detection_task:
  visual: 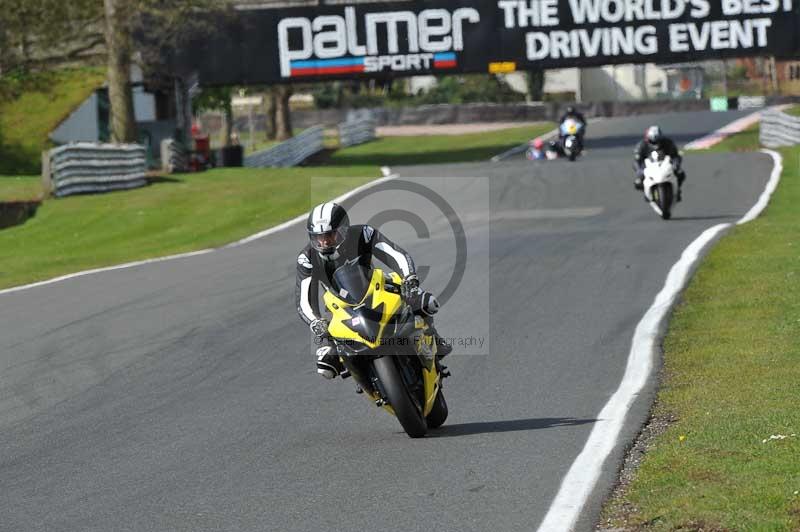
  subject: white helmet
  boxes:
[307,202,349,260]
[646,126,662,144]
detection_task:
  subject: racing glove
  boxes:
[418,292,440,316]
[401,274,420,301]
[310,318,329,339]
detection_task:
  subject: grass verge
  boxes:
[702,122,761,153]
[0,122,555,290]
[0,175,42,201]
[602,142,800,529]
[785,106,800,118]
[0,167,377,290]
[324,123,554,167]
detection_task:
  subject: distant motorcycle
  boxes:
[642,151,679,220]
[559,118,584,161]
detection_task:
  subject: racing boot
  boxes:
[316,345,344,379]
[429,325,452,358]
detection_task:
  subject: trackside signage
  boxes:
[278,8,479,78]
[184,0,800,85]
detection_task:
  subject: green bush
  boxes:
[417,75,526,105]
[728,64,749,80]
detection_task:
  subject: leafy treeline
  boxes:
[313,75,528,109]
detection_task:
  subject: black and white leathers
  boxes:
[296,224,415,325]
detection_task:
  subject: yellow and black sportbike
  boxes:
[323,262,448,438]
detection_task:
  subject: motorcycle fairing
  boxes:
[560,118,582,136]
[324,268,442,419]
[324,269,404,349]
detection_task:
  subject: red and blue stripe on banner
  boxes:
[434,52,457,69]
[291,57,366,77]
[290,54,457,77]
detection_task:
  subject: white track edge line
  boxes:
[684,105,792,151]
[683,109,763,150]
[739,149,783,225]
[536,148,783,532]
[0,171,398,297]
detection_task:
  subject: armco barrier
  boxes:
[244,126,324,168]
[737,96,767,110]
[43,143,148,198]
[338,118,376,148]
[760,108,800,148]
[161,139,189,173]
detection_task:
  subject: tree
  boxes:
[192,87,234,146]
[104,0,137,143]
[0,0,103,74]
[528,69,545,101]
[1,0,225,143]
[273,85,293,141]
[264,91,277,141]
[103,0,225,143]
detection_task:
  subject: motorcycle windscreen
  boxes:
[331,262,372,305]
[560,119,582,135]
[345,305,386,345]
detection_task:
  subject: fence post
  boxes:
[41,151,53,198]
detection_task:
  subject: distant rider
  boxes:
[558,106,587,131]
[633,126,686,200]
[558,105,587,141]
[527,137,546,160]
[296,202,452,379]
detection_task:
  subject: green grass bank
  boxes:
[325,123,554,167]
[0,68,105,175]
[0,122,550,289]
[603,130,800,530]
[0,167,377,290]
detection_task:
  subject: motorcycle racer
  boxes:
[527,137,546,160]
[558,105,587,144]
[634,126,686,200]
[296,202,452,379]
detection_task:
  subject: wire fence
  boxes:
[243,116,376,168]
[244,126,325,168]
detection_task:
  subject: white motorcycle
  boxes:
[642,151,679,220]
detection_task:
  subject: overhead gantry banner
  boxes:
[185,0,800,85]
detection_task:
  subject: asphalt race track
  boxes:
[0,110,774,532]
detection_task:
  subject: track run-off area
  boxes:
[0,110,777,531]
